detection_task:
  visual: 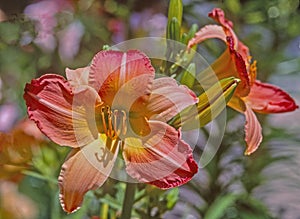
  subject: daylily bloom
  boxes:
[24,50,198,213]
[0,119,45,181]
[188,8,298,155]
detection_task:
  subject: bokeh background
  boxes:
[0,0,299,218]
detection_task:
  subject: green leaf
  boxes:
[167,0,183,28]
[181,23,199,45]
[21,170,57,184]
[166,188,179,209]
[180,63,196,88]
[0,22,20,44]
[167,17,181,42]
[203,194,239,219]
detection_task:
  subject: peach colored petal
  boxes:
[72,86,101,145]
[146,77,198,122]
[187,27,250,96]
[89,50,154,107]
[227,95,246,113]
[187,8,251,97]
[208,8,238,49]
[128,115,151,137]
[244,80,299,113]
[244,105,262,155]
[187,25,226,49]
[24,74,99,147]
[59,135,119,213]
[66,67,90,87]
[206,45,250,97]
[208,8,234,29]
[123,121,198,189]
[208,8,250,66]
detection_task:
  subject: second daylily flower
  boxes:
[188,8,298,155]
[24,50,198,213]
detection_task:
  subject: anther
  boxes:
[98,105,127,139]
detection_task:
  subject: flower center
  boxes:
[96,104,127,140]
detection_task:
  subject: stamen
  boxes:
[113,110,121,137]
[100,107,107,133]
[107,106,113,137]
[98,105,127,139]
[121,110,127,136]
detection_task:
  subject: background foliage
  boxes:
[0,0,299,218]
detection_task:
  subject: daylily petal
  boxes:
[24,74,99,147]
[128,115,151,137]
[89,50,155,107]
[225,37,250,97]
[72,86,101,145]
[146,77,198,122]
[208,8,237,46]
[59,135,119,213]
[244,105,262,155]
[66,67,90,87]
[227,95,246,113]
[244,80,298,113]
[123,121,198,189]
[188,31,250,96]
[206,46,250,97]
[187,24,227,49]
[188,8,251,97]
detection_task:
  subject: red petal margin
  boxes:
[227,37,250,97]
[24,74,97,147]
[123,121,198,189]
[245,80,299,113]
[208,8,234,29]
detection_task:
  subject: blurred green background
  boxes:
[0,0,299,218]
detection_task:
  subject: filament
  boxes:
[98,105,127,139]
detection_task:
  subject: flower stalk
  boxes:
[120,183,136,219]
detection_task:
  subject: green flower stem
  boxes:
[121,183,136,219]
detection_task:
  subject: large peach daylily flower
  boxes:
[188,8,298,155]
[24,50,198,213]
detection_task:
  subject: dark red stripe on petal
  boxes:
[227,37,250,97]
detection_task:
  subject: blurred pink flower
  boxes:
[58,21,85,61]
[0,103,19,132]
[108,19,126,43]
[130,9,167,37]
[24,0,73,52]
